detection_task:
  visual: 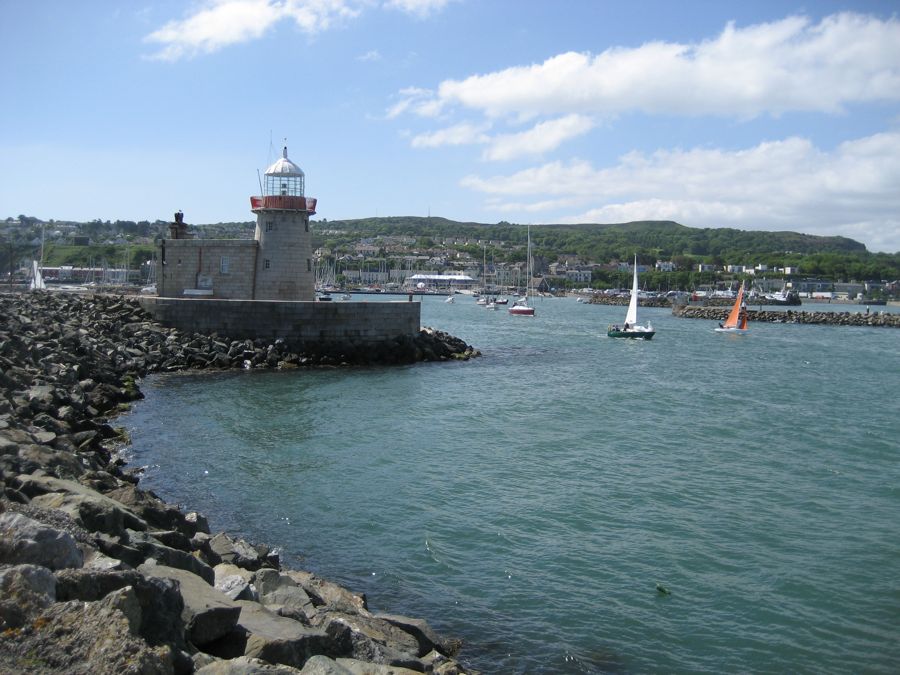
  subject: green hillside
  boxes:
[311,217,896,281]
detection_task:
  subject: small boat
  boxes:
[445,294,455,304]
[485,300,497,310]
[608,255,654,339]
[29,260,46,291]
[763,284,801,306]
[509,226,535,317]
[494,297,508,305]
[715,282,749,333]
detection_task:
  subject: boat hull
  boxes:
[607,329,654,339]
[509,306,535,316]
[714,327,749,334]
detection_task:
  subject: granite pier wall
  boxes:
[140,297,420,346]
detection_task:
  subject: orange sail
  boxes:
[724,283,746,329]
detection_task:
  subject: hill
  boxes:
[315,216,867,259]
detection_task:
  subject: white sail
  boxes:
[29,260,45,291]
[624,256,639,326]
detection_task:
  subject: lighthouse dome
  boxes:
[263,145,305,197]
[265,146,304,177]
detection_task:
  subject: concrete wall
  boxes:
[140,297,421,345]
[159,239,257,299]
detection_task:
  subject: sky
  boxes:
[1,1,899,253]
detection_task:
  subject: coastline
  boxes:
[0,290,477,674]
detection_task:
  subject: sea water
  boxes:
[122,297,900,673]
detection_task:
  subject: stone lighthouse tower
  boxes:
[250,147,318,301]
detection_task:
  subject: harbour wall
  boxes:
[673,304,900,328]
[140,296,421,346]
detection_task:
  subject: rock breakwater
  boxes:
[673,304,900,328]
[0,290,476,674]
[585,296,671,308]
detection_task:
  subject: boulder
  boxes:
[139,560,242,647]
[99,584,142,634]
[215,563,258,601]
[377,613,461,657]
[299,655,354,674]
[0,597,173,675]
[315,611,420,667]
[54,565,188,651]
[234,600,336,669]
[0,563,56,630]
[18,474,148,535]
[126,529,215,584]
[31,490,145,537]
[334,658,424,675]
[208,532,270,571]
[195,655,306,674]
[15,444,87,478]
[255,569,316,620]
[284,570,368,615]
[0,511,84,569]
[106,484,196,536]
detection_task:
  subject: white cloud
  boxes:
[144,0,363,61]
[411,122,490,148]
[482,114,595,161]
[404,13,900,119]
[383,0,455,18]
[358,49,382,61]
[144,0,457,60]
[387,87,443,118]
[461,132,900,252]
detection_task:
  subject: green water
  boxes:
[124,297,900,673]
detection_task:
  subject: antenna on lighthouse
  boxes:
[257,169,263,195]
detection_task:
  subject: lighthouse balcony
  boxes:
[250,195,317,214]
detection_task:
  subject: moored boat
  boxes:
[509,226,536,317]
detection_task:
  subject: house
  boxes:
[565,268,592,283]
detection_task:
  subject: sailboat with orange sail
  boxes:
[715,282,749,333]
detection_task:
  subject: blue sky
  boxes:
[2,0,899,252]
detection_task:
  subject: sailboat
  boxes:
[509,225,535,316]
[607,255,654,339]
[29,260,46,291]
[715,281,749,333]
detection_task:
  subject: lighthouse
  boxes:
[250,147,318,301]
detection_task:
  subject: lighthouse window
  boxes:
[265,220,275,232]
[220,256,230,274]
[264,259,271,270]
[307,258,311,272]
[304,220,308,232]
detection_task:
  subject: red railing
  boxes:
[250,195,317,214]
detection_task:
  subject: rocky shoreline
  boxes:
[672,304,900,327]
[0,291,478,674]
